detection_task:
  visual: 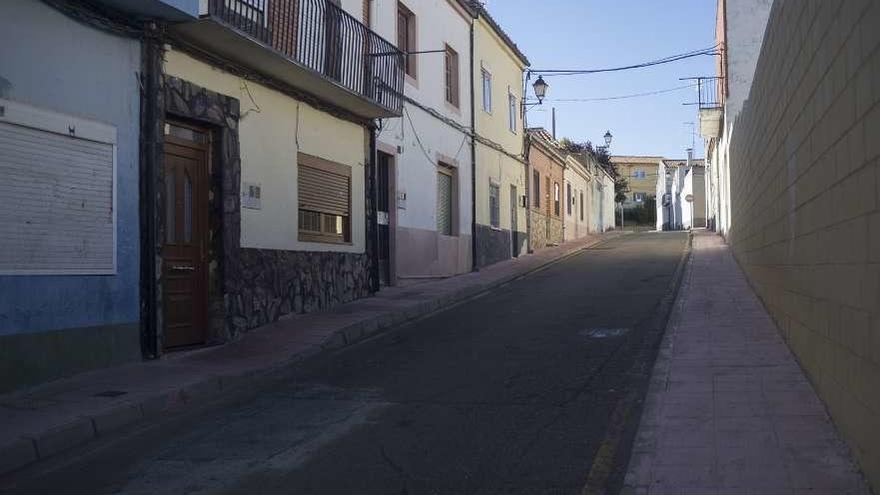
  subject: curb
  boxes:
[0,232,623,479]
[584,231,694,494]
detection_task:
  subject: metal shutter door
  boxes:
[0,121,115,274]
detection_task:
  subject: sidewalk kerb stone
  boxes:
[89,402,144,436]
[31,417,95,460]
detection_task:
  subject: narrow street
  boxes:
[2,232,687,495]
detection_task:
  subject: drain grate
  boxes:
[94,390,127,398]
[580,328,630,339]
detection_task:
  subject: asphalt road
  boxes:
[3,232,688,495]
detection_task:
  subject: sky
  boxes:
[485,0,718,159]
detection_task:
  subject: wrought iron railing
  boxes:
[682,76,723,109]
[209,0,404,115]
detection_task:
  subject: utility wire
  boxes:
[546,83,698,103]
[533,46,720,77]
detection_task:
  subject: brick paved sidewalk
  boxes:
[623,231,870,494]
[0,231,620,478]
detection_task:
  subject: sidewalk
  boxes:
[623,231,870,494]
[0,232,620,478]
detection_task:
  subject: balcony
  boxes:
[172,0,404,118]
[683,76,723,139]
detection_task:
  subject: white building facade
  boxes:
[704,0,772,235]
[563,155,591,241]
[371,0,474,280]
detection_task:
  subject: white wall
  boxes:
[681,167,694,230]
[724,0,773,118]
[706,0,771,235]
[563,161,590,241]
[601,172,615,231]
[372,0,473,276]
[656,162,667,231]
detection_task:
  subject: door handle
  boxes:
[170,265,195,272]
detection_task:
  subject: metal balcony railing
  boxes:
[209,0,404,114]
[681,76,723,110]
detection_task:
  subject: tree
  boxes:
[559,138,629,203]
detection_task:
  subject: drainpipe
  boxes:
[469,17,478,272]
[368,124,380,293]
[139,21,164,360]
[522,73,532,253]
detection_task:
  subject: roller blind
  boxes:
[437,171,452,235]
[297,155,350,217]
[0,120,115,274]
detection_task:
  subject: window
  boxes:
[489,183,500,228]
[298,153,351,243]
[397,3,417,79]
[508,91,517,133]
[533,170,540,207]
[481,69,492,113]
[634,192,646,202]
[634,169,646,179]
[554,182,560,216]
[566,183,572,215]
[437,165,456,235]
[445,45,459,107]
[580,191,584,220]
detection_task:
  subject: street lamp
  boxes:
[523,73,549,111]
[532,76,548,104]
[604,130,613,148]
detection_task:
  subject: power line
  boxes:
[532,45,720,77]
[546,83,698,103]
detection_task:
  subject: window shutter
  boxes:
[0,120,115,274]
[298,164,349,216]
[437,171,452,235]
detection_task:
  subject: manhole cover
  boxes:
[581,328,630,338]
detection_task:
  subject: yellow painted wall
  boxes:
[473,16,527,231]
[163,49,366,254]
[723,1,880,489]
[475,143,526,231]
[614,161,660,197]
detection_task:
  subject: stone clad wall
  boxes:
[165,74,374,344]
[226,249,372,335]
[529,211,563,250]
[725,0,880,489]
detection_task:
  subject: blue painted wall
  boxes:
[0,0,141,335]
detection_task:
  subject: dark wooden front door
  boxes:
[377,152,392,285]
[162,122,210,348]
[510,185,518,258]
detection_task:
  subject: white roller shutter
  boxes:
[0,99,116,275]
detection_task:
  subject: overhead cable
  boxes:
[532,45,720,77]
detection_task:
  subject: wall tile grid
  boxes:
[725,0,880,489]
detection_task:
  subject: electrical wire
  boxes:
[403,106,441,166]
[546,83,698,103]
[532,45,720,77]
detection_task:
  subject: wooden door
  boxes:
[544,176,551,239]
[509,185,518,258]
[162,122,209,349]
[377,152,392,285]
